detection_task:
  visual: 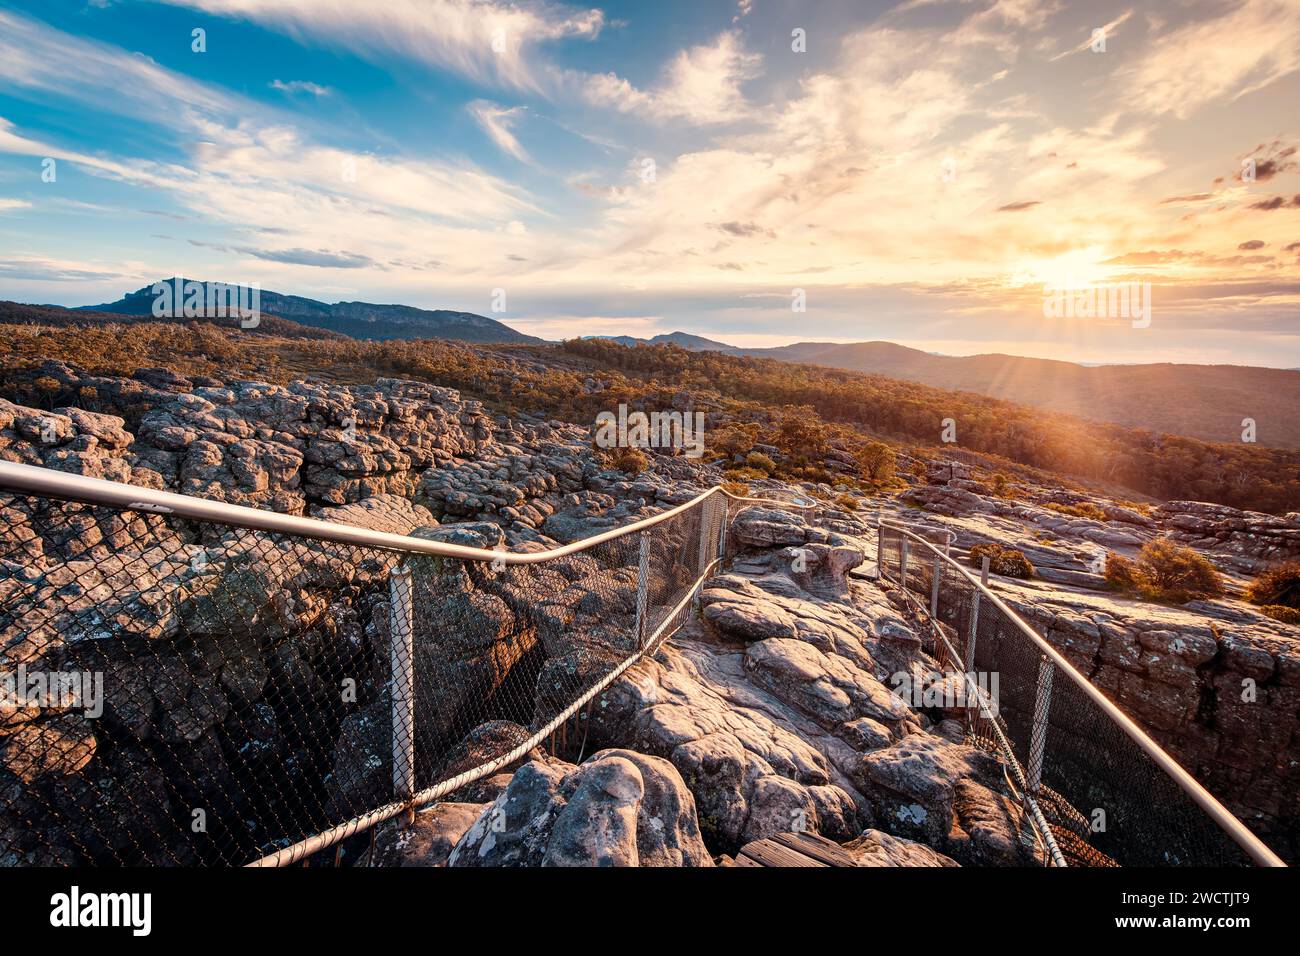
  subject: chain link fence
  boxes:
[0,460,783,867]
[877,521,1281,867]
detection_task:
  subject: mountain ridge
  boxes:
[596,333,1300,449]
[81,279,543,345]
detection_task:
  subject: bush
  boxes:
[856,441,896,482]
[610,447,649,475]
[721,480,749,497]
[745,451,777,475]
[835,493,859,512]
[990,473,1011,497]
[969,542,1034,578]
[1045,501,1108,521]
[724,466,766,481]
[1245,560,1300,611]
[1104,539,1224,604]
[1260,605,1300,626]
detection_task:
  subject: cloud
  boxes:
[583,31,761,124]
[1049,10,1134,61]
[245,247,374,268]
[160,0,605,94]
[1248,195,1300,211]
[469,101,529,161]
[0,9,245,126]
[0,256,128,282]
[1241,141,1299,182]
[997,200,1040,211]
[1238,239,1267,250]
[269,79,331,96]
[0,198,31,213]
[1120,0,1300,117]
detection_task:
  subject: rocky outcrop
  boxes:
[447,750,713,867]
[1159,500,1300,573]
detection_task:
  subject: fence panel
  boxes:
[0,461,813,867]
[878,521,1279,867]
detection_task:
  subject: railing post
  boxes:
[963,589,980,731]
[635,533,651,648]
[929,555,942,618]
[1028,655,1054,794]
[716,500,728,559]
[980,554,991,588]
[899,538,909,591]
[389,563,415,825]
[874,513,883,580]
[697,500,714,578]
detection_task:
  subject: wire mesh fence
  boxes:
[877,521,1277,867]
[0,465,758,867]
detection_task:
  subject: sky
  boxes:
[0,0,1298,366]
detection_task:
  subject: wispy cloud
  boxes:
[469,100,530,161]
[159,0,605,93]
[270,79,331,96]
[1120,0,1300,117]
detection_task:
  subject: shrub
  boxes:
[724,466,766,482]
[610,447,649,475]
[835,493,859,512]
[1244,560,1300,611]
[856,441,896,482]
[1104,539,1224,603]
[969,542,1034,578]
[1260,605,1300,626]
[1045,501,1108,521]
[990,473,1011,497]
[745,451,777,475]
[721,480,749,497]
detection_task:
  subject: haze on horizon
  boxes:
[0,0,1298,368]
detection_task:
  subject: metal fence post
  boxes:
[899,538,909,591]
[716,500,728,559]
[389,563,415,825]
[929,555,942,617]
[697,501,714,578]
[635,533,651,648]
[874,514,883,580]
[1028,655,1054,794]
[980,554,991,588]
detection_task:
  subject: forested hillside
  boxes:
[2,311,1297,514]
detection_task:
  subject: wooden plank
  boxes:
[730,853,764,867]
[771,831,857,867]
[737,838,828,868]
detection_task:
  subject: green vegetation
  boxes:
[1104,539,1225,604]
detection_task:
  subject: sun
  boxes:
[1008,247,1113,292]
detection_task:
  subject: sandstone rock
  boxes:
[449,750,713,867]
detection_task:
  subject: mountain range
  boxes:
[34,280,1300,450]
[597,334,1300,450]
[83,280,542,345]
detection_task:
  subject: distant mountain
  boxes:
[587,331,738,352]
[734,340,1300,450]
[83,279,542,345]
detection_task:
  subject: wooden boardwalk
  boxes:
[732,831,858,867]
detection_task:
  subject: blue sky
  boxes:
[0,0,1298,365]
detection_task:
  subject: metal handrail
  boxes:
[0,459,811,564]
[879,520,1285,868]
